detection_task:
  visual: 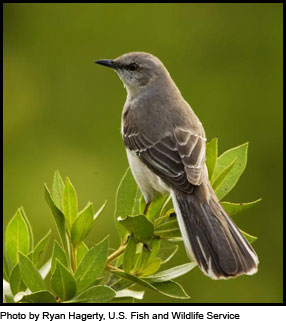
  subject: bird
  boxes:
[95,52,259,279]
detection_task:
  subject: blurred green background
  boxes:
[3,4,283,303]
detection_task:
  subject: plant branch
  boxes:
[106,244,127,265]
[106,264,124,272]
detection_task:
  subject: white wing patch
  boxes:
[174,127,206,186]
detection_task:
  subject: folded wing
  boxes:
[123,123,206,193]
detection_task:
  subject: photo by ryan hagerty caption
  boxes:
[0,312,241,321]
[0,308,285,321]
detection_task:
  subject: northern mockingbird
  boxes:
[96,52,259,279]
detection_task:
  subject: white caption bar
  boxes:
[0,306,284,321]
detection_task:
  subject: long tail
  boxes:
[170,186,259,280]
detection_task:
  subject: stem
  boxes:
[106,264,124,272]
[106,244,127,265]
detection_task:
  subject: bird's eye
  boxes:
[128,63,139,71]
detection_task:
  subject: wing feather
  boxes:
[123,121,206,192]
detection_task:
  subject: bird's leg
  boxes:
[143,243,151,252]
[125,234,130,243]
[143,201,151,215]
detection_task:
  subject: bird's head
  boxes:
[96,52,170,95]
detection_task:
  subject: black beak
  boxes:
[95,59,116,69]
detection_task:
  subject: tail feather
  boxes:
[170,188,259,280]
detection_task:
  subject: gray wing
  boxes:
[123,122,206,194]
[174,127,206,186]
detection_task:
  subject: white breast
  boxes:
[126,149,169,203]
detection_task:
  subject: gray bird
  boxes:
[96,52,259,279]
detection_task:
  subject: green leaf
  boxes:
[51,260,77,301]
[75,236,109,292]
[155,212,178,226]
[146,194,169,222]
[154,216,181,239]
[115,168,141,240]
[142,262,196,282]
[159,195,173,216]
[17,290,57,303]
[3,280,14,303]
[133,188,142,215]
[3,250,10,281]
[118,215,154,243]
[6,209,30,267]
[20,207,34,251]
[76,242,89,267]
[62,177,78,232]
[221,199,262,216]
[151,281,190,299]
[111,270,189,299]
[33,230,51,267]
[211,142,248,200]
[110,297,135,303]
[52,170,65,211]
[3,295,14,303]
[212,159,236,191]
[39,259,52,280]
[157,239,179,264]
[123,235,137,273]
[206,137,218,181]
[9,264,26,295]
[165,237,183,242]
[71,202,94,246]
[139,194,146,214]
[115,289,144,300]
[240,229,257,244]
[51,240,68,274]
[148,238,161,262]
[45,184,69,252]
[94,201,107,221]
[18,252,46,292]
[141,258,162,276]
[3,295,15,303]
[134,245,151,274]
[70,285,116,303]
[91,277,104,287]
[108,275,133,291]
